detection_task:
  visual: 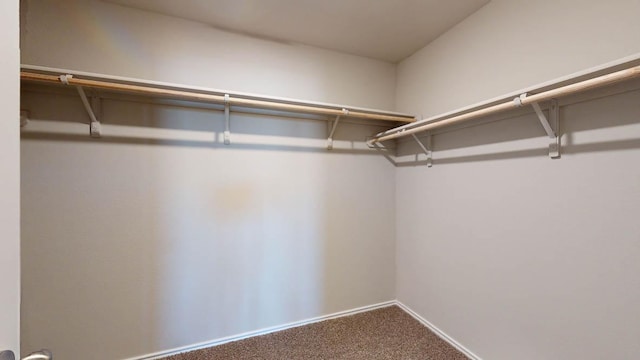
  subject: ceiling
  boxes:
[105,0,489,63]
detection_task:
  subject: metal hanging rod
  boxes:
[20,70,417,123]
[368,65,640,144]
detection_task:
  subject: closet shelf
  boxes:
[369,62,640,145]
[20,65,416,141]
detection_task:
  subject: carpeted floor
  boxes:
[163,305,468,359]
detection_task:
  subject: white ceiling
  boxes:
[105,0,489,63]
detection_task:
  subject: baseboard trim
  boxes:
[123,300,396,360]
[394,301,482,360]
[123,300,481,360]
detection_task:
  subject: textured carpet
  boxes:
[163,305,469,359]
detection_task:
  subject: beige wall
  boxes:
[0,0,20,358]
[397,0,640,118]
[22,0,640,359]
[21,0,396,111]
[20,1,396,359]
[395,0,640,359]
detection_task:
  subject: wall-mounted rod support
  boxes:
[369,65,640,144]
[224,93,231,145]
[530,101,556,138]
[327,115,340,150]
[411,134,432,167]
[548,99,560,159]
[60,74,102,138]
[327,108,349,150]
[518,96,560,158]
[23,71,416,123]
[515,93,560,158]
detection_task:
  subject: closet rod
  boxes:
[20,72,416,123]
[369,65,640,143]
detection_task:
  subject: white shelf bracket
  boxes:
[531,102,556,139]
[411,133,433,167]
[547,99,561,159]
[514,94,560,159]
[60,74,102,138]
[327,108,348,150]
[223,94,231,145]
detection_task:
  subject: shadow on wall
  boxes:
[151,160,328,348]
[19,85,395,359]
[19,143,330,357]
[392,78,640,166]
[19,83,391,155]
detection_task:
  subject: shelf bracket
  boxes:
[327,108,348,150]
[530,99,560,159]
[514,94,560,159]
[547,99,561,159]
[411,133,433,167]
[531,102,556,139]
[60,74,101,138]
[223,94,231,145]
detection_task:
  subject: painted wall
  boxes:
[20,1,396,359]
[395,0,640,359]
[397,0,640,118]
[21,0,396,111]
[0,0,20,358]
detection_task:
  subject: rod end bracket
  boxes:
[90,121,102,138]
[548,99,561,159]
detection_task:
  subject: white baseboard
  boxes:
[394,301,482,360]
[123,300,396,360]
[124,300,480,360]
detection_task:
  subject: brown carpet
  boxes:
[163,305,469,359]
